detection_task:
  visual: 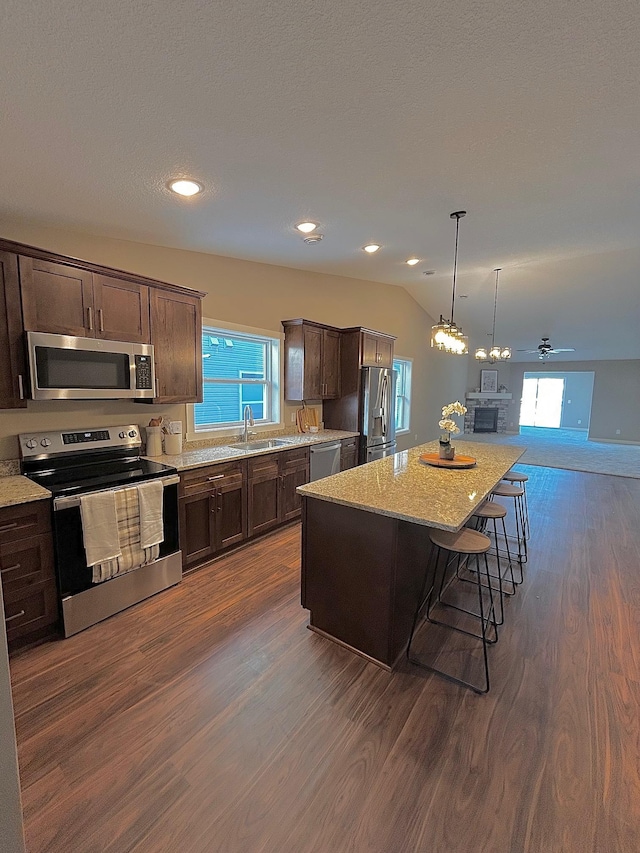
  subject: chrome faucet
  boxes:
[242,405,255,443]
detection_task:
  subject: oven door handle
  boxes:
[53,474,180,511]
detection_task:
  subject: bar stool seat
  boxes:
[492,483,524,499]
[474,500,507,519]
[430,527,492,554]
[407,526,496,694]
[502,470,528,483]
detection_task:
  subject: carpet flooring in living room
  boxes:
[457,426,640,479]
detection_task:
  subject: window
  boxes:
[393,357,412,433]
[191,323,281,433]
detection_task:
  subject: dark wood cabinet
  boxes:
[21,261,151,344]
[0,500,58,652]
[20,256,94,337]
[282,319,341,401]
[92,274,150,343]
[280,447,310,522]
[247,455,281,537]
[0,251,27,408]
[340,437,358,471]
[179,460,247,569]
[150,289,203,404]
[248,447,310,535]
[361,330,394,368]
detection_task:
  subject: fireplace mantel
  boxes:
[465,392,513,400]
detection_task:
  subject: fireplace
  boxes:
[474,407,498,433]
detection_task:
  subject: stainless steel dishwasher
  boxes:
[309,441,341,481]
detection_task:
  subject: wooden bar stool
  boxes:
[407,527,496,694]
[491,482,527,570]
[502,470,530,539]
[469,500,517,623]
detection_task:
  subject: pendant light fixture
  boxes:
[431,211,469,355]
[475,268,512,362]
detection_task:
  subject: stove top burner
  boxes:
[27,457,176,497]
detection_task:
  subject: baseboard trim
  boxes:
[590,437,640,446]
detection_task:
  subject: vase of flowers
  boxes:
[438,401,467,460]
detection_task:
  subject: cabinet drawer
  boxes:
[248,454,280,480]
[3,579,58,642]
[0,533,55,595]
[180,460,245,497]
[341,438,357,451]
[0,500,51,545]
[280,447,309,470]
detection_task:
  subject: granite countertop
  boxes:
[145,430,359,472]
[297,439,525,532]
[0,475,52,509]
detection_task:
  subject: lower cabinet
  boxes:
[248,447,310,536]
[0,500,59,652]
[179,460,247,569]
[179,447,310,570]
[340,437,358,471]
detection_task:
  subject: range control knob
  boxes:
[118,431,126,439]
[25,438,38,449]
[40,438,51,448]
[128,430,137,438]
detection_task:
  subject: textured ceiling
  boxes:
[1,0,639,360]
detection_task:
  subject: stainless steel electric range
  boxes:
[20,425,182,637]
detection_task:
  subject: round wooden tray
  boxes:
[420,452,477,469]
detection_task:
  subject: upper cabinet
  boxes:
[19,257,150,343]
[360,330,394,368]
[282,319,341,401]
[150,289,203,404]
[0,251,27,408]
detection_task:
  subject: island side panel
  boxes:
[302,496,397,667]
[389,520,437,666]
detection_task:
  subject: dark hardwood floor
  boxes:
[9,466,640,852]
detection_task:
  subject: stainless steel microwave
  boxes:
[27,332,155,400]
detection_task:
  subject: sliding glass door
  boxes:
[520,376,565,428]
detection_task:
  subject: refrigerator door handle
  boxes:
[381,374,388,437]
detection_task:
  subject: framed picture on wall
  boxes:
[480,369,498,393]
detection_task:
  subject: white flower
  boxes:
[441,401,467,418]
[439,418,460,434]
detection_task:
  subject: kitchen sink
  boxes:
[228,438,294,451]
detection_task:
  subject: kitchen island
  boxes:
[297,440,524,669]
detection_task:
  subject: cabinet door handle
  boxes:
[0,563,21,574]
[87,306,94,331]
[17,374,25,400]
[5,610,25,624]
[209,493,217,514]
[98,308,104,333]
[217,494,222,512]
[207,474,225,481]
[0,522,18,533]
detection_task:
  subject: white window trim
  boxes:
[393,356,413,435]
[187,318,284,442]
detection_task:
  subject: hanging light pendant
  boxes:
[431,211,469,355]
[475,268,511,362]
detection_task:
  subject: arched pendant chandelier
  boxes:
[431,211,469,355]
[475,267,511,362]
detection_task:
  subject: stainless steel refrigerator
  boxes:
[360,366,397,462]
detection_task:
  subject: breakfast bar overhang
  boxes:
[298,440,525,669]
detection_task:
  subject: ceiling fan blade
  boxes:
[516,349,540,353]
[549,348,575,352]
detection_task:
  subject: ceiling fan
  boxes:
[517,337,576,359]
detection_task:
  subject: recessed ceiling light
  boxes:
[168,179,204,197]
[363,244,381,254]
[296,221,318,234]
[406,258,420,266]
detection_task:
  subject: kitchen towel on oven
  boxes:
[80,491,122,566]
[137,479,164,548]
[92,487,160,583]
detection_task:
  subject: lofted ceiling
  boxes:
[1,0,639,361]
